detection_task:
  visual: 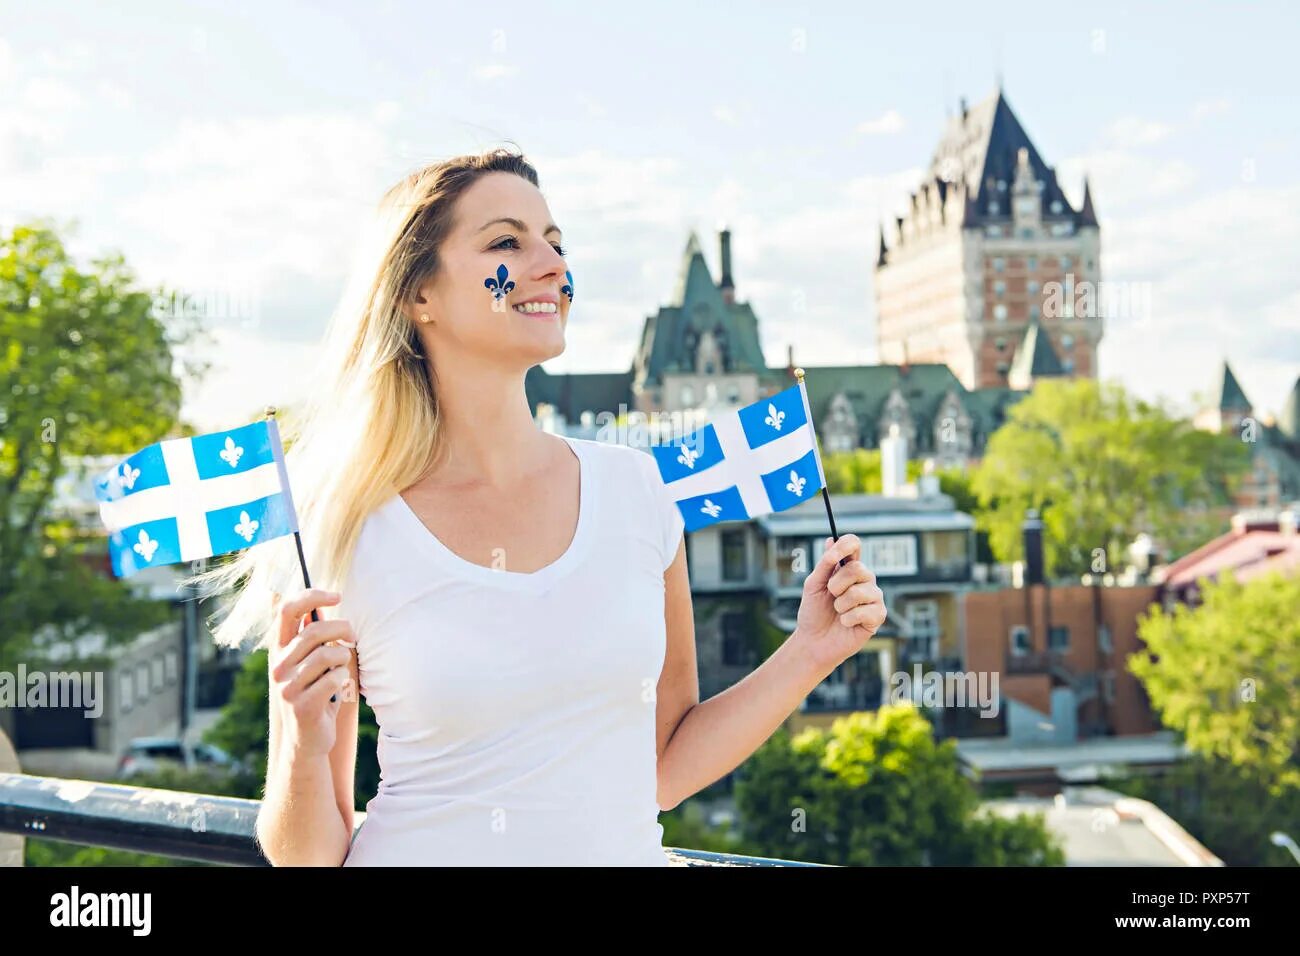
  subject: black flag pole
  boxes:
[265,406,337,702]
[794,368,850,569]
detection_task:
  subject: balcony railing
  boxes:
[0,772,825,867]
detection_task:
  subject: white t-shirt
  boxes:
[338,434,686,866]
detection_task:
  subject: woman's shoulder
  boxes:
[563,434,655,481]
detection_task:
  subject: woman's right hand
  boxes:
[268,588,357,759]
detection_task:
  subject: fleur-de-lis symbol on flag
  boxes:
[700,499,722,518]
[219,436,244,468]
[484,264,516,301]
[118,463,141,490]
[786,469,806,497]
[677,444,699,469]
[764,403,785,431]
[234,510,259,542]
[133,529,159,562]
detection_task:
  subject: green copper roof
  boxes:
[1218,362,1252,412]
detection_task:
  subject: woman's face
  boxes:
[413,171,571,370]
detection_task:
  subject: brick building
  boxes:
[873,88,1102,390]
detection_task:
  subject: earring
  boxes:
[419,313,430,324]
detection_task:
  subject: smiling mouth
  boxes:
[512,301,559,317]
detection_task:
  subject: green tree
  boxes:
[733,704,1064,865]
[970,378,1248,577]
[1107,753,1300,866]
[823,448,923,494]
[0,222,200,668]
[1129,572,1300,794]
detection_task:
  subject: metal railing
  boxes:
[0,772,825,867]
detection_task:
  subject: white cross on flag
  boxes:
[648,379,827,532]
[93,418,300,578]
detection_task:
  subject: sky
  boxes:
[3,1,1298,431]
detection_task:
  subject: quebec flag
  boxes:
[649,380,826,532]
[93,418,300,578]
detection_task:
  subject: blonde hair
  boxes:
[193,146,541,650]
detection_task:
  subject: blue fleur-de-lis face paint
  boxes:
[561,269,574,303]
[484,263,515,302]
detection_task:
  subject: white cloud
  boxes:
[473,62,519,81]
[1104,116,1174,147]
[1191,96,1232,122]
[857,109,905,136]
[713,104,740,126]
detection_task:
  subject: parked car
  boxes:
[116,736,244,779]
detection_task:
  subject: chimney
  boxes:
[880,423,908,497]
[1022,509,1045,585]
[718,227,734,305]
[786,344,794,372]
[960,96,968,121]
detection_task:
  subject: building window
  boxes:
[1102,672,1116,704]
[680,385,695,406]
[994,280,1005,297]
[1027,280,1040,295]
[1010,626,1031,655]
[726,386,740,404]
[119,672,133,713]
[721,611,754,666]
[922,530,967,577]
[993,304,1007,321]
[995,337,1007,352]
[1061,333,1074,350]
[906,600,940,660]
[1061,255,1073,270]
[721,530,748,582]
[992,257,1005,272]
[1062,358,1075,373]
[996,362,1009,376]
[1029,303,1041,320]
[1050,200,1063,214]
[1049,625,1070,652]
[1020,228,1034,239]
[152,656,165,691]
[1027,256,1037,270]
[989,200,1000,214]
[1098,624,1113,653]
[164,650,179,685]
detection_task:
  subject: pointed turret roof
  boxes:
[926,89,1090,229]
[1218,362,1251,412]
[1079,176,1099,228]
[1008,319,1065,389]
[633,229,769,390]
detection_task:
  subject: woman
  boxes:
[200,146,886,866]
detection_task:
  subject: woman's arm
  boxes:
[655,533,884,811]
[255,590,361,866]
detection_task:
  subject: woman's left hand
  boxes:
[793,533,887,672]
